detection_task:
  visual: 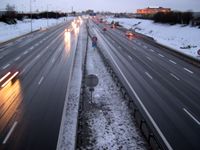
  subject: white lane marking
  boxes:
[52,58,55,63]
[96,30,173,150]
[30,46,34,50]
[23,51,28,55]
[183,108,200,125]
[21,68,26,75]
[145,72,153,79]
[14,56,21,61]
[36,54,41,59]
[170,73,180,80]
[143,45,147,49]
[169,60,177,64]
[158,53,164,57]
[128,55,133,60]
[146,56,152,61]
[184,68,194,74]
[38,76,44,85]
[150,49,154,52]
[2,121,18,144]
[2,64,10,70]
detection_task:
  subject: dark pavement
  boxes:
[0,19,79,150]
[89,20,200,150]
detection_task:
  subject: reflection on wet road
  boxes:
[0,79,22,134]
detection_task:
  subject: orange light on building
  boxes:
[137,7,171,15]
[0,79,23,134]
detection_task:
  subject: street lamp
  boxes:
[47,4,51,28]
[30,0,32,32]
[47,5,48,27]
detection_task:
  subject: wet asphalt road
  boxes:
[0,20,78,150]
[90,20,200,150]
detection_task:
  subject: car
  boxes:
[111,24,116,28]
[103,27,107,31]
[65,28,71,32]
[125,31,134,37]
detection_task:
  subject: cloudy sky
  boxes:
[0,0,200,12]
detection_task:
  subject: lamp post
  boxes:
[47,5,48,27]
[30,0,32,32]
[46,4,52,28]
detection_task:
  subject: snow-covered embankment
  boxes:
[106,17,200,60]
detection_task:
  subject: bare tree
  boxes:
[6,4,15,12]
[6,4,17,24]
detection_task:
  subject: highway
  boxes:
[89,19,200,150]
[0,19,80,150]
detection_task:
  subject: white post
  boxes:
[47,5,48,27]
[30,0,32,32]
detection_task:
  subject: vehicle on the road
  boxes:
[103,27,107,31]
[0,71,19,88]
[125,31,134,37]
[111,24,116,28]
[65,28,71,32]
[100,18,103,23]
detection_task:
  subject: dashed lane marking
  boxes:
[183,108,200,125]
[38,76,44,85]
[145,72,153,79]
[170,73,180,80]
[184,68,194,74]
[169,60,177,64]
[2,121,18,144]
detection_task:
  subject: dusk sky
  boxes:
[0,0,200,12]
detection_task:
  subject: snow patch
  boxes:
[0,17,74,43]
[106,17,200,59]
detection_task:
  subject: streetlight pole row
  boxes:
[30,0,32,32]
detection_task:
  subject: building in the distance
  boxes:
[137,7,171,15]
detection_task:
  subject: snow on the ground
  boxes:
[0,17,74,43]
[78,39,148,150]
[106,17,200,59]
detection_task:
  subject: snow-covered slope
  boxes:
[0,17,74,43]
[106,17,200,60]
